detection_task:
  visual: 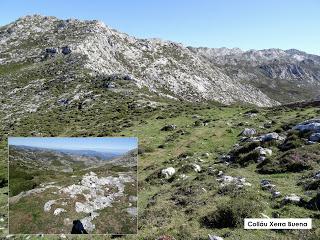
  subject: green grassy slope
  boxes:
[0,101,319,239]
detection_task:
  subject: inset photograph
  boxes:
[8,137,138,234]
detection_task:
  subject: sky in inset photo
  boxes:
[9,137,138,154]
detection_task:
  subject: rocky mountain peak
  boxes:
[1,15,320,113]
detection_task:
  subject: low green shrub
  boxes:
[237,150,260,166]
[201,192,262,228]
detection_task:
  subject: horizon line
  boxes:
[1,14,318,56]
[10,144,136,153]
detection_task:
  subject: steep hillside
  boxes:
[109,149,138,167]
[0,14,278,114]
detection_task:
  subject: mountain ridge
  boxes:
[9,145,122,160]
[1,14,319,124]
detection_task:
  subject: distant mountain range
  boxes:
[52,148,120,160]
[1,14,320,138]
[10,145,121,160]
[9,145,137,173]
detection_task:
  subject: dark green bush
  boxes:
[178,164,195,174]
[235,149,260,166]
[244,109,259,114]
[201,192,262,228]
[304,179,320,190]
[177,151,194,159]
[307,193,320,210]
[280,151,313,172]
[138,145,155,154]
[231,142,260,157]
[279,131,303,151]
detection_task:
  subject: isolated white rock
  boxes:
[203,152,210,157]
[129,196,138,202]
[255,146,272,156]
[53,208,66,216]
[208,235,224,240]
[272,191,281,198]
[126,207,138,217]
[178,174,188,180]
[192,163,201,172]
[161,167,176,178]
[241,128,256,136]
[44,200,56,212]
[284,194,301,203]
[59,234,66,239]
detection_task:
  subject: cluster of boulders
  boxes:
[260,180,281,198]
[240,131,284,143]
[220,128,277,165]
[216,171,251,188]
[239,125,285,142]
[44,46,72,57]
[161,163,201,179]
[293,119,320,144]
[260,181,305,207]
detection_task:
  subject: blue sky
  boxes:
[9,137,138,153]
[0,0,319,55]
